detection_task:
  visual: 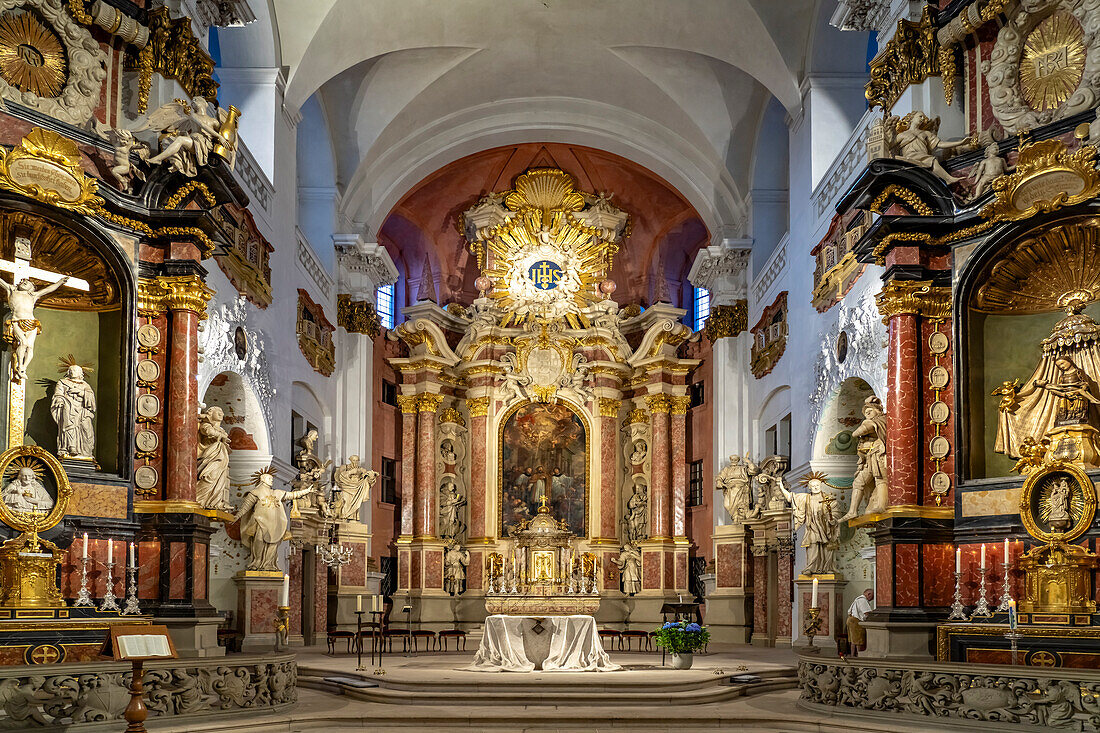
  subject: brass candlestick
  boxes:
[273,606,290,651]
[804,606,823,647]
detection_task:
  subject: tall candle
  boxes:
[372,595,381,613]
[281,574,289,606]
[130,542,135,567]
[1008,599,1017,630]
[82,533,88,560]
[1003,538,1009,565]
[955,547,960,574]
[357,594,362,612]
[980,543,986,568]
[811,577,819,607]
[107,538,113,562]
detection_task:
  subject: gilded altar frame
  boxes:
[496,398,591,539]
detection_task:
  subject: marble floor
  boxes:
[147,644,989,733]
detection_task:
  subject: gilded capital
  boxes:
[336,293,382,337]
[137,277,166,315]
[396,395,419,414]
[704,301,748,341]
[417,393,445,413]
[622,408,649,427]
[465,396,491,417]
[438,406,466,426]
[646,394,672,414]
[875,280,951,323]
[669,396,691,415]
[598,397,621,418]
[139,275,214,318]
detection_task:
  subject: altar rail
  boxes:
[0,652,296,729]
[798,653,1100,731]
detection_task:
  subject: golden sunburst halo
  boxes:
[1038,473,1085,526]
[1020,11,1086,112]
[3,455,44,483]
[0,11,67,98]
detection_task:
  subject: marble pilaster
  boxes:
[165,306,200,501]
[646,395,671,540]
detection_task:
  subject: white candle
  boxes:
[82,533,88,560]
[811,577,819,607]
[955,548,960,574]
[1003,538,1009,565]
[357,594,362,612]
[281,574,289,606]
[107,538,113,562]
[129,542,135,567]
[372,595,381,613]
[980,544,986,568]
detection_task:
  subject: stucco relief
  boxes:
[199,295,275,431]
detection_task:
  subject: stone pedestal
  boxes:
[234,571,284,653]
[707,526,753,643]
[156,615,225,658]
[862,619,938,660]
[328,522,376,632]
[794,574,847,654]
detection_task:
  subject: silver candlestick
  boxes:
[996,560,1014,612]
[121,564,141,615]
[972,564,992,617]
[99,561,121,613]
[73,556,93,607]
[947,571,967,620]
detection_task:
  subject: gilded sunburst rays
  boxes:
[0,11,66,98]
[1020,11,1086,112]
[3,455,44,483]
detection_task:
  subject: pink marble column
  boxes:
[165,307,199,500]
[415,399,438,537]
[469,413,487,538]
[399,400,418,536]
[648,401,671,539]
[669,404,688,538]
[777,548,793,639]
[886,313,920,505]
[601,415,617,538]
[753,553,768,637]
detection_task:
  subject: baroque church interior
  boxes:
[0,0,1098,731]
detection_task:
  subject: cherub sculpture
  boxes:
[969,143,1010,200]
[889,111,973,185]
[137,97,235,177]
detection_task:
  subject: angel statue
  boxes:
[888,111,973,185]
[90,123,148,193]
[138,97,235,177]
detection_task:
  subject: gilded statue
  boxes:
[1034,357,1100,427]
[1012,436,1050,475]
[887,111,973,185]
[237,467,314,572]
[793,473,842,576]
[717,454,757,523]
[196,406,232,512]
[138,97,236,178]
[0,273,72,383]
[991,379,1021,414]
[839,396,889,522]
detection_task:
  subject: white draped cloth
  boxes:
[468,615,621,672]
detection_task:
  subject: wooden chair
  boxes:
[597,629,622,651]
[381,627,408,653]
[410,629,437,652]
[327,628,355,654]
[355,599,394,655]
[438,629,467,651]
[620,630,650,651]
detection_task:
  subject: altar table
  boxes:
[468,614,621,672]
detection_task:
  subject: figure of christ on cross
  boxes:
[0,237,89,383]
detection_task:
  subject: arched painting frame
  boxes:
[498,400,589,538]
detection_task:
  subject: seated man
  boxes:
[845,589,874,656]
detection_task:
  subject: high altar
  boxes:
[389,168,697,628]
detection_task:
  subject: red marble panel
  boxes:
[664,551,674,589]
[777,552,792,638]
[168,542,187,599]
[400,411,417,536]
[921,319,955,506]
[894,544,919,607]
[165,309,199,501]
[886,313,920,504]
[411,550,422,589]
[398,551,409,590]
[467,551,482,590]
[250,588,277,632]
[0,647,26,666]
[137,541,160,599]
[601,417,617,537]
[314,556,328,638]
[801,590,831,636]
[469,415,487,537]
[643,551,660,590]
[650,411,670,537]
[958,543,994,605]
[753,555,767,635]
[716,543,735,588]
[676,552,687,590]
[343,543,366,587]
[670,413,687,538]
[922,543,953,607]
[193,544,207,600]
[415,408,436,536]
[876,549,893,606]
[289,552,302,636]
[425,549,443,589]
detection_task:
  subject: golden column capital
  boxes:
[438,406,465,426]
[156,275,214,317]
[598,397,621,418]
[669,396,691,415]
[875,279,951,323]
[646,394,672,414]
[465,396,491,417]
[417,393,445,413]
[704,300,748,341]
[396,395,419,414]
[621,408,649,427]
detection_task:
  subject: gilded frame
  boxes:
[1019,460,1097,543]
[0,445,71,533]
[497,398,591,538]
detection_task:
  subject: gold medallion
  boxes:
[1020,11,1086,112]
[0,11,67,98]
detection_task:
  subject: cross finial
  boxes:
[538,495,549,512]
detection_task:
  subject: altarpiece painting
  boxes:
[499,402,587,537]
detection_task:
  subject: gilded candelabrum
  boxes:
[73,556,93,607]
[273,606,290,651]
[99,560,121,613]
[972,564,992,617]
[948,571,968,621]
[804,606,823,647]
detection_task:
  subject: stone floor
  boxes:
[146,643,993,732]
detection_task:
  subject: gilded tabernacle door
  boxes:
[498,401,588,537]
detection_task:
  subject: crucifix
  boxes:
[0,236,88,447]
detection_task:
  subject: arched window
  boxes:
[376,283,395,329]
[693,286,710,331]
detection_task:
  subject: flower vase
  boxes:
[670,652,693,670]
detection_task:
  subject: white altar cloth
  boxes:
[468,614,621,672]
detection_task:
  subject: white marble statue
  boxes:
[623,477,648,543]
[50,365,96,459]
[753,455,793,514]
[717,454,758,523]
[614,543,642,596]
[443,540,470,596]
[888,111,972,185]
[332,455,377,522]
[2,467,52,513]
[969,143,1009,200]
[0,274,71,383]
[139,97,234,177]
[292,429,332,516]
[196,406,232,511]
[438,477,467,539]
[237,468,314,572]
[92,122,148,193]
[1046,478,1073,532]
[793,475,842,576]
[840,396,889,522]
